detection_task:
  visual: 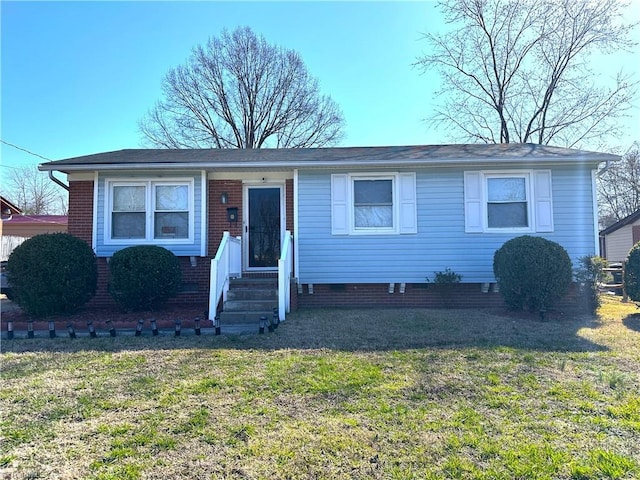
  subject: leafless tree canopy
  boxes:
[598,142,640,228]
[2,168,67,215]
[140,27,345,149]
[417,0,637,147]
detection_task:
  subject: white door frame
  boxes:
[242,183,285,272]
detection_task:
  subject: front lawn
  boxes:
[1,297,639,479]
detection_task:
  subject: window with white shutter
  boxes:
[464,170,553,233]
[331,172,417,235]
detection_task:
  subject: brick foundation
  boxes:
[294,283,505,309]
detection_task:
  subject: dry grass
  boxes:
[1,297,639,479]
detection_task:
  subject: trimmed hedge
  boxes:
[108,245,182,311]
[493,235,573,312]
[6,233,97,317]
[624,242,640,302]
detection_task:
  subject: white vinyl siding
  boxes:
[464,170,553,233]
[331,172,417,235]
[298,166,594,284]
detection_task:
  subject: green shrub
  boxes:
[624,242,640,302]
[427,268,463,285]
[574,256,611,314]
[493,235,573,312]
[6,233,97,317]
[426,268,462,308]
[108,245,182,311]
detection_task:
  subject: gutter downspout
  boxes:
[597,159,612,177]
[48,170,69,191]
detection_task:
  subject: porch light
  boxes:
[220,192,229,204]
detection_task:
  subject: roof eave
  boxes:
[39,156,609,173]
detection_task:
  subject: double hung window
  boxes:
[486,176,529,229]
[464,170,553,233]
[353,178,394,230]
[107,179,193,243]
[331,172,417,235]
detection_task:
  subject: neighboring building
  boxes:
[1,196,68,261]
[0,196,22,239]
[38,143,618,317]
[600,209,640,264]
[1,196,22,216]
[1,214,68,238]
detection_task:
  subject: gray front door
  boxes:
[245,186,282,269]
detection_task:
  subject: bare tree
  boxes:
[2,167,67,215]
[598,142,640,228]
[417,0,637,148]
[140,27,345,149]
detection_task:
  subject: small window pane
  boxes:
[355,206,393,228]
[113,186,145,211]
[112,212,146,238]
[156,185,188,211]
[488,178,526,202]
[488,202,528,228]
[154,212,189,238]
[354,180,392,205]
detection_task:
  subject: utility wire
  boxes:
[1,139,52,162]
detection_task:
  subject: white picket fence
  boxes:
[1,236,28,261]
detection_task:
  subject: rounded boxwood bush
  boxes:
[493,235,573,312]
[624,242,640,302]
[6,233,97,317]
[108,245,182,311]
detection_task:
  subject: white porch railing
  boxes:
[278,230,293,321]
[208,232,242,321]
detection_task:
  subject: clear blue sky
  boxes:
[1,0,638,177]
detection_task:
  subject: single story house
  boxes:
[38,143,618,319]
[599,209,640,264]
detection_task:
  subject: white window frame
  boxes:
[351,174,397,234]
[105,177,195,245]
[331,172,417,236]
[464,169,554,234]
[483,171,533,233]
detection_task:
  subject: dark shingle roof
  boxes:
[600,209,640,235]
[39,143,618,172]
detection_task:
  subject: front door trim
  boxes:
[242,183,285,272]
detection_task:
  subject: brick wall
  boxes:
[296,283,505,309]
[209,180,244,255]
[67,180,94,245]
[295,282,582,311]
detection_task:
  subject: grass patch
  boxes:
[1,296,639,478]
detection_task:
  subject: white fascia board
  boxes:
[40,158,608,173]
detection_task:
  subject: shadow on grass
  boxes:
[623,312,640,333]
[1,307,608,354]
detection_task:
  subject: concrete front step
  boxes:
[223,299,277,311]
[220,277,279,325]
[219,311,276,324]
[226,289,278,301]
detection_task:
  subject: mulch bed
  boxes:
[2,302,210,332]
